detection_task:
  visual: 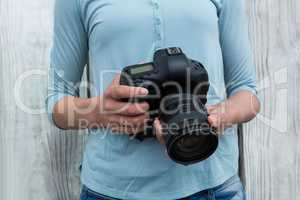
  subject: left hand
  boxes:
[154,91,260,144]
[206,102,233,135]
[153,102,233,145]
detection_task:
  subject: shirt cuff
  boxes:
[45,93,72,128]
[227,85,258,98]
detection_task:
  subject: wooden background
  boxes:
[0,0,299,199]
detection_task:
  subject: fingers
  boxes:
[206,104,218,114]
[103,99,149,115]
[108,74,149,99]
[109,85,148,99]
[208,115,220,135]
[208,113,218,126]
[154,118,165,145]
[99,74,151,135]
[207,103,226,135]
[208,114,219,130]
[208,113,229,135]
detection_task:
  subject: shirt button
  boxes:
[155,18,161,25]
[157,33,162,40]
[153,2,159,9]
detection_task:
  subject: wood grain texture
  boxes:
[243,0,300,199]
[0,0,86,200]
[0,0,299,200]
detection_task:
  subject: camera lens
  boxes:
[161,95,218,165]
[168,134,218,164]
[174,135,205,157]
[177,135,202,150]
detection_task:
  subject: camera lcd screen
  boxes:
[130,64,154,75]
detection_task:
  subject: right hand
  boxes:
[89,74,150,135]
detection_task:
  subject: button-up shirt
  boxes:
[46,0,257,199]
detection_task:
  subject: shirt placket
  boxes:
[152,0,163,50]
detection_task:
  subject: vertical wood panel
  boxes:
[0,0,86,200]
[243,0,300,199]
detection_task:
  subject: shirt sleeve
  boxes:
[45,0,88,125]
[218,0,257,97]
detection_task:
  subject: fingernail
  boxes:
[139,88,148,95]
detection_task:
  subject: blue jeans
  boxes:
[80,175,246,200]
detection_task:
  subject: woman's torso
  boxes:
[80,1,239,199]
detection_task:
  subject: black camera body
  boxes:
[120,47,218,165]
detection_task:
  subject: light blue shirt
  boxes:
[46,0,257,199]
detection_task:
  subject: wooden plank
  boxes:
[0,0,86,199]
[242,0,300,199]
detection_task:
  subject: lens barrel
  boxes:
[160,94,218,165]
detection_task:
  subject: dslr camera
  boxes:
[120,47,218,165]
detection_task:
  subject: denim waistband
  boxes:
[82,185,120,200]
[81,175,245,200]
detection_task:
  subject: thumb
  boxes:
[208,114,218,127]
